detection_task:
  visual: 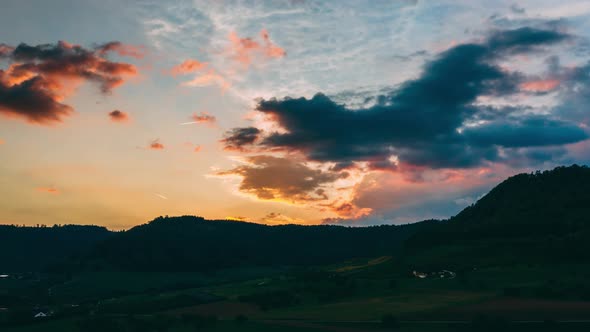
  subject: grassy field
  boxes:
[3,258,590,331]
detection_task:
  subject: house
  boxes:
[34,312,49,318]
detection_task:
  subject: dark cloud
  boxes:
[221,127,262,151]
[0,41,137,125]
[108,110,129,123]
[0,75,73,124]
[222,27,586,169]
[464,117,587,148]
[486,27,569,54]
[215,155,347,203]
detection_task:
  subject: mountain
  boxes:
[405,164,590,268]
[80,217,426,272]
[0,225,114,272]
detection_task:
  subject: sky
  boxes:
[1,0,590,229]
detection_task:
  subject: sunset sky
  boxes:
[2,0,590,229]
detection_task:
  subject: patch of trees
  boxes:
[80,216,425,272]
[0,225,113,272]
[404,165,590,268]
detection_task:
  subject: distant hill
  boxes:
[80,217,426,272]
[3,165,589,273]
[0,225,114,272]
[405,164,590,268]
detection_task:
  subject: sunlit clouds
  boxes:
[3,1,590,227]
[520,79,560,92]
[170,28,285,94]
[170,59,207,75]
[227,29,286,68]
[0,41,139,125]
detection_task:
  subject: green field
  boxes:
[3,258,590,331]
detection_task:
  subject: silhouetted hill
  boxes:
[81,217,426,272]
[0,225,114,272]
[4,165,589,273]
[405,164,590,267]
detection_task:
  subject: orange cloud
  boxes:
[226,216,247,222]
[36,187,59,194]
[149,139,165,150]
[170,59,207,75]
[108,109,130,123]
[260,212,303,225]
[520,79,560,92]
[216,155,346,203]
[193,145,202,153]
[227,29,286,67]
[0,139,4,145]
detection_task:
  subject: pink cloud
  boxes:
[183,69,230,90]
[170,59,207,75]
[227,29,286,67]
[520,79,560,92]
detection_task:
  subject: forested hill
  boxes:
[3,165,589,272]
[405,164,590,267]
[81,217,428,272]
[0,225,114,272]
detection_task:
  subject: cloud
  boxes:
[222,27,585,170]
[0,44,14,57]
[226,216,247,221]
[170,59,207,75]
[36,187,59,194]
[95,41,146,59]
[0,76,74,124]
[182,142,202,153]
[520,78,560,92]
[486,27,569,54]
[108,109,129,123]
[510,4,526,15]
[169,28,284,93]
[464,117,588,148]
[227,29,286,67]
[0,41,138,125]
[171,58,230,90]
[259,212,303,225]
[215,155,346,203]
[149,139,165,150]
[190,111,216,124]
[221,127,262,151]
